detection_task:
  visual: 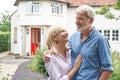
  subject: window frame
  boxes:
[98,29,120,42]
[26,1,41,14]
[112,30,119,41]
[51,2,63,15]
[14,27,17,43]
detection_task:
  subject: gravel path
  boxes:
[0,51,48,80]
[0,52,29,80]
[12,60,48,80]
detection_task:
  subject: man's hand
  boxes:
[43,50,54,63]
[99,71,112,80]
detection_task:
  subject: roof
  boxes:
[67,0,116,6]
[14,0,116,6]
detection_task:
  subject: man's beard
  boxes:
[76,24,90,32]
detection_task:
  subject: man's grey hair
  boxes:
[75,5,95,19]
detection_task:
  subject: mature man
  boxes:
[67,5,113,80]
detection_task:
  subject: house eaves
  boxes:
[14,0,116,7]
[14,0,70,6]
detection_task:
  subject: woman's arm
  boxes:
[45,54,69,80]
[45,54,82,80]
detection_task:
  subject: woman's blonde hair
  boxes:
[46,26,69,53]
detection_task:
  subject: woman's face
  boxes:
[56,28,69,44]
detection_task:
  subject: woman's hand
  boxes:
[74,54,82,69]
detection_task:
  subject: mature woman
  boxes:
[45,26,82,80]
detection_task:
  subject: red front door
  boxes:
[31,28,40,55]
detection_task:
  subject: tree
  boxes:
[96,0,120,20]
[114,0,120,10]
[0,10,11,32]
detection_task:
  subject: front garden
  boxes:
[29,48,120,80]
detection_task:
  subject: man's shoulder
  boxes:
[94,31,108,42]
[71,31,80,37]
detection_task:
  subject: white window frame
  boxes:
[51,2,63,15]
[104,30,110,40]
[112,30,119,41]
[98,29,120,42]
[26,1,41,14]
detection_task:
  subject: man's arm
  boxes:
[99,71,112,80]
[43,51,51,63]
[98,38,113,80]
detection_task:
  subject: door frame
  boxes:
[31,28,40,55]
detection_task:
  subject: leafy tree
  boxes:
[0,10,11,32]
[114,0,120,10]
[95,0,120,20]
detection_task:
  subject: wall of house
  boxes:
[67,7,77,36]
[16,1,68,26]
[11,1,120,55]
[67,7,120,53]
[93,9,120,53]
[11,10,23,55]
[11,1,68,55]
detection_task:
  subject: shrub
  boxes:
[29,47,48,76]
[110,51,120,80]
[0,32,10,53]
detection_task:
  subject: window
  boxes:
[14,27,17,43]
[97,29,120,42]
[98,30,102,33]
[51,2,63,15]
[32,2,40,13]
[104,30,110,40]
[26,1,41,14]
[112,30,119,41]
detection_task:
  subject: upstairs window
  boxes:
[32,2,40,13]
[26,1,41,14]
[51,2,63,15]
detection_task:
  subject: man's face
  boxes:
[75,13,90,32]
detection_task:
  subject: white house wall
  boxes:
[67,7,77,36]
[21,27,31,55]
[11,10,22,55]
[41,26,49,48]
[11,1,120,55]
[11,1,68,55]
[93,9,120,53]
[17,1,67,26]
[67,7,120,52]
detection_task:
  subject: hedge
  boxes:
[0,32,10,53]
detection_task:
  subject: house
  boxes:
[11,0,120,56]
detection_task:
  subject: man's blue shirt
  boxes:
[67,27,113,80]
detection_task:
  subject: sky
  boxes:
[0,0,17,14]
